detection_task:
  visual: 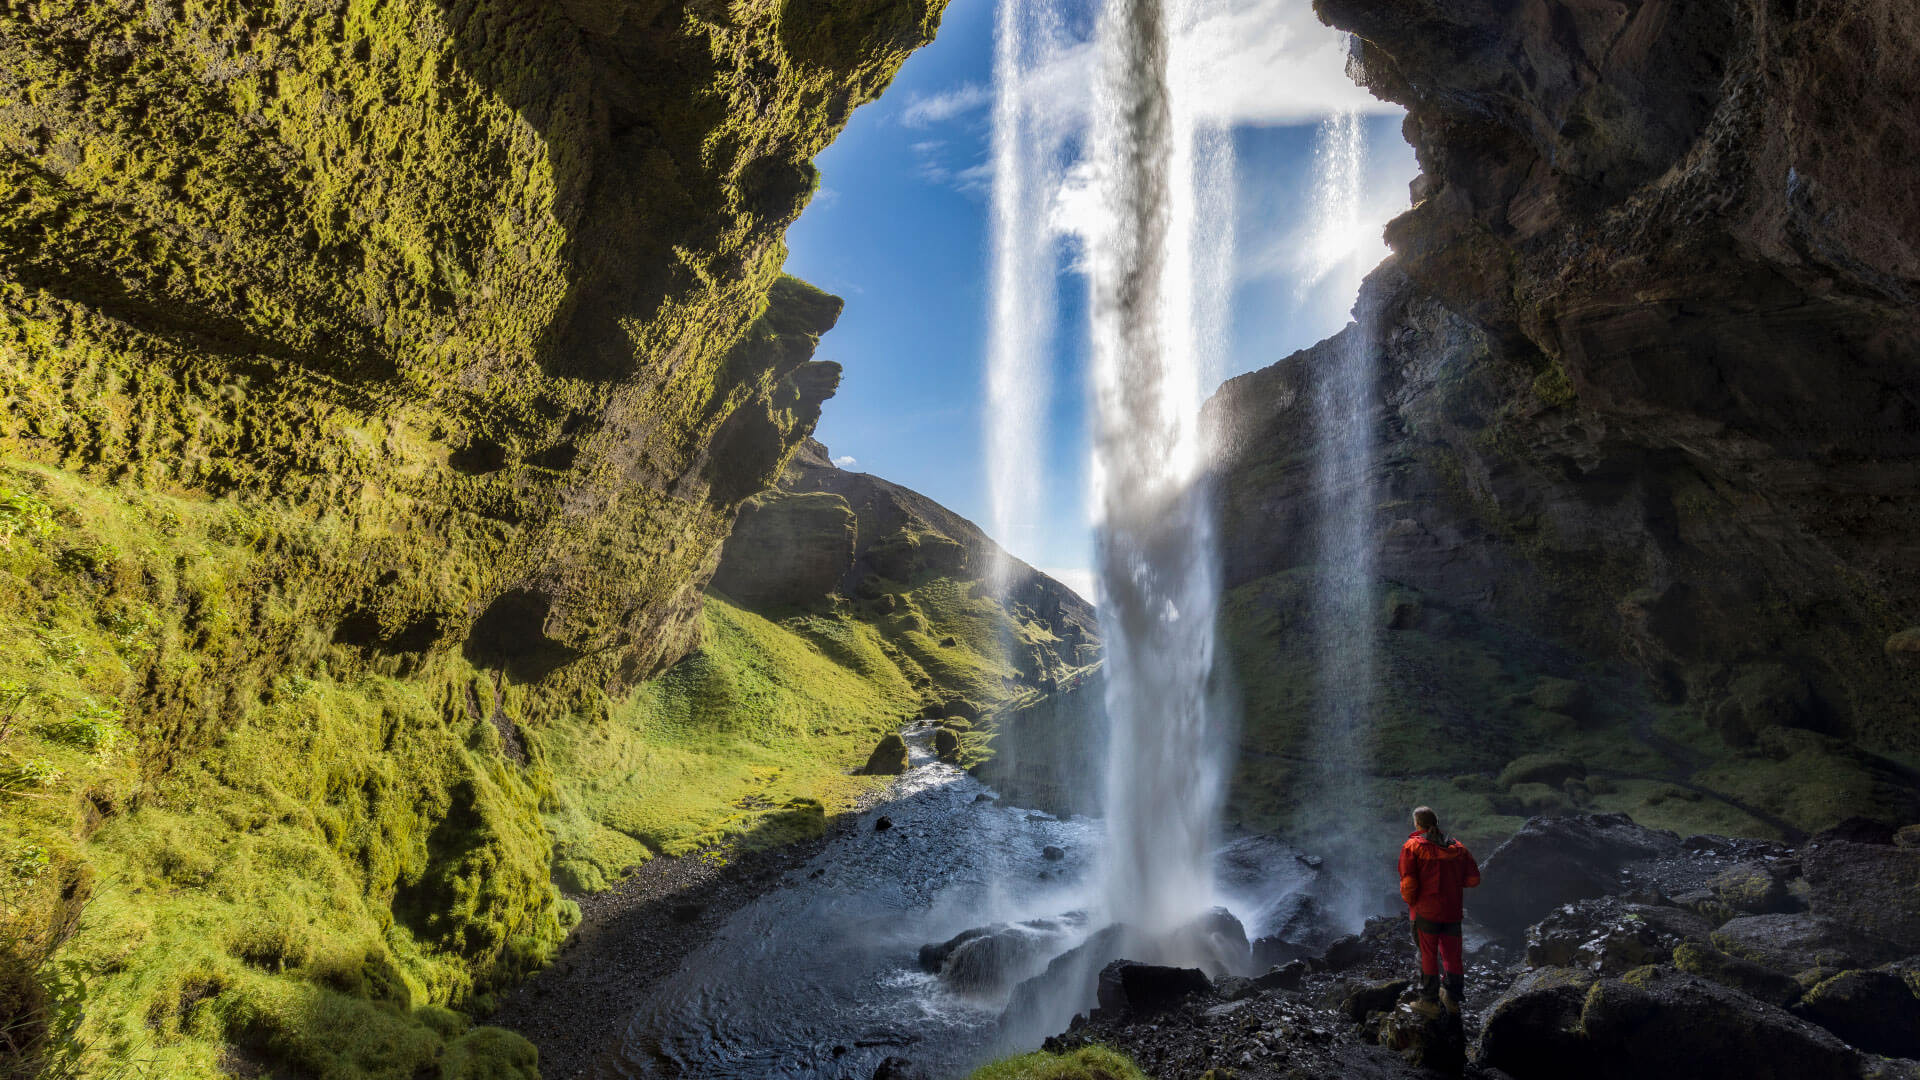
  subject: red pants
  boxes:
[1416,927,1463,976]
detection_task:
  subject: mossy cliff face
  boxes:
[0,1,944,1075]
[1213,0,1920,854]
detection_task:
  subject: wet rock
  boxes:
[1711,913,1904,976]
[873,816,893,832]
[1250,934,1313,970]
[1473,814,1683,935]
[1250,891,1336,954]
[971,792,996,804]
[1525,899,1709,974]
[860,735,909,776]
[1802,838,1920,951]
[1710,862,1802,915]
[1340,977,1411,1023]
[1254,959,1311,992]
[1095,961,1211,1016]
[933,726,961,762]
[1793,969,1920,1059]
[1476,966,1597,1076]
[1172,907,1252,975]
[1003,924,1125,1026]
[1377,999,1465,1070]
[871,1057,929,1080]
[1319,933,1370,972]
[922,915,1087,993]
[1481,966,1861,1080]
[1042,845,1065,861]
[1672,941,1804,1007]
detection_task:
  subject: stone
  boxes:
[1672,941,1803,1008]
[1041,845,1065,861]
[922,915,1087,994]
[1340,978,1411,1023]
[1377,999,1466,1070]
[1885,628,1920,664]
[873,816,894,832]
[1802,838,1920,951]
[1711,913,1904,978]
[1473,814,1681,935]
[1320,934,1370,972]
[1527,678,1592,720]
[933,726,961,762]
[1710,862,1801,915]
[872,1057,929,1080]
[1476,966,1597,1077]
[860,735,910,776]
[1525,899,1711,975]
[1254,959,1310,992]
[1095,961,1211,1016]
[1895,825,1920,849]
[1793,969,1920,1059]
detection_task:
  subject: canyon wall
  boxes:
[1214,0,1920,854]
[0,1,945,1075]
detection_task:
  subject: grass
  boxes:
[967,1045,1152,1080]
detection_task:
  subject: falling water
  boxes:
[1303,109,1379,877]
[1085,0,1231,948]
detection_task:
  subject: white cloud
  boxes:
[901,82,991,128]
[833,455,859,469]
[1041,567,1099,606]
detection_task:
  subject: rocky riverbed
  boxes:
[1028,814,1920,1080]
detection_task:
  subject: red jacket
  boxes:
[1398,831,1481,923]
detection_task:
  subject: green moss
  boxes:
[967,1045,1152,1080]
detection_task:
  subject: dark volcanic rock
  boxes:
[1477,966,1596,1076]
[1802,838,1920,951]
[1711,913,1905,977]
[1473,814,1682,935]
[1793,969,1920,1059]
[871,1057,929,1080]
[1095,961,1211,1017]
[1672,941,1804,1008]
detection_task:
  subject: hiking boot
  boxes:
[1409,998,1446,1020]
[1441,975,1464,1015]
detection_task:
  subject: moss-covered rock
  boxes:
[1672,941,1803,1007]
[861,733,910,776]
[934,726,961,762]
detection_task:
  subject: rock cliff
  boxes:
[0,1,944,1075]
[1214,0,1920,854]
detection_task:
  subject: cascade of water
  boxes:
[1085,0,1230,949]
[1302,110,1378,878]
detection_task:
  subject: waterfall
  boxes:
[1085,0,1231,946]
[1302,110,1378,879]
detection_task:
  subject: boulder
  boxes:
[933,726,961,762]
[1476,966,1597,1077]
[1095,961,1210,1016]
[872,1057,929,1080]
[1481,967,1861,1080]
[1802,838,1920,951]
[1255,959,1311,991]
[873,815,894,832]
[1002,924,1125,1027]
[1378,999,1466,1070]
[1041,845,1065,861]
[1473,814,1682,935]
[1498,752,1587,790]
[860,734,910,776]
[1171,907,1252,975]
[1712,913,1905,976]
[1340,977,1412,1023]
[1672,941,1804,1007]
[1895,825,1920,850]
[1527,677,1593,720]
[1710,862,1802,915]
[1793,969,1920,1059]
[1525,899,1711,974]
[920,915,1086,993]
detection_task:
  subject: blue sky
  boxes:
[783,0,1416,599]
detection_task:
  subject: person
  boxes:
[1398,805,1480,1015]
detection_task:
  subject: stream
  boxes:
[607,727,1326,1079]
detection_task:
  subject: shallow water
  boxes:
[611,729,1322,1079]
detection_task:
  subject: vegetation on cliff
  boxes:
[0,0,955,1075]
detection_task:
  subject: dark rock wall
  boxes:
[1213,0,1920,845]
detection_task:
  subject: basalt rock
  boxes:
[1095,961,1211,1017]
[1472,814,1682,935]
[1802,838,1920,952]
[1793,969,1920,1060]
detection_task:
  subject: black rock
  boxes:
[1320,934,1370,971]
[1341,977,1412,1023]
[874,816,893,832]
[1802,837,1920,951]
[1095,960,1211,1016]
[1472,813,1682,935]
[1042,845,1065,861]
[669,903,703,924]
[1792,968,1920,1058]
[1254,959,1311,992]
[872,1056,928,1080]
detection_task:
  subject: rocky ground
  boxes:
[1031,814,1920,1080]
[490,789,887,1079]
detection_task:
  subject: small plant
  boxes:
[4,846,48,882]
[0,486,56,549]
[0,681,32,744]
[29,629,85,674]
[39,701,126,754]
[99,605,159,658]
[0,759,62,795]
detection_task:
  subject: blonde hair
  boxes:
[1412,806,1440,833]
